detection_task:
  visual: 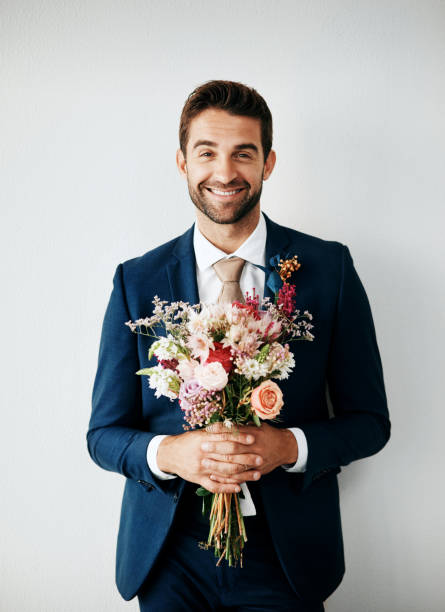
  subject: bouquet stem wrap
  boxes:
[203,491,246,567]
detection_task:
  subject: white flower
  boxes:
[151,335,183,360]
[224,324,244,346]
[147,365,180,400]
[237,333,261,356]
[176,358,199,382]
[274,351,295,380]
[235,357,268,381]
[233,342,295,381]
[222,324,261,356]
[186,333,214,363]
[262,343,295,379]
[194,361,228,391]
[187,308,209,335]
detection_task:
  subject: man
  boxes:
[88,80,390,611]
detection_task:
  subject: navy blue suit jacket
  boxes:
[87,214,390,602]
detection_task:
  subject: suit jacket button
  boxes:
[173,493,179,503]
[138,480,153,491]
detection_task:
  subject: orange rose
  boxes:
[250,381,284,420]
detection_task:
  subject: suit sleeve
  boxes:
[86,264,167,493]
[299,245,390,491]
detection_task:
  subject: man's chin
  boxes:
[192,193,261,225]
[195,204,255,225]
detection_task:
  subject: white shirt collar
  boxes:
[193,212,267,270]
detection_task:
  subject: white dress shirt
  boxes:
[146,213,308,515]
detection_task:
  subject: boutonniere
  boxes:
[268,252,301,290]
[256,253,302,316]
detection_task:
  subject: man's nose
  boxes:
[212,157,238,185]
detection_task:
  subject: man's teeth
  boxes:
[209,188,242,196]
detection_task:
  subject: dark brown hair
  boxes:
[179,80,273,161]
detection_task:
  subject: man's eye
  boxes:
[200,152,212,157]
[237,153,250,158]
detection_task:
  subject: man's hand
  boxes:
[202,422,299,486]
[156,426,259,494]
[157,422,298,491]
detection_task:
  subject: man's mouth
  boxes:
[205,187,245,197]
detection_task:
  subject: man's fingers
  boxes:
[204,452,263,467]
[209,470,262,484]
[201,439,255,454]
[205,423,227,433]
[201,457,262,479]
[201,477,241,494]
[205,423,240,434]
[202,458,241,476]
[203,431,255,447]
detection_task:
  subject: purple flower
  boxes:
[178,379,220,428]
[179,379,203,409]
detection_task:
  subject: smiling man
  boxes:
[88,80,390,611]
[179,108,275,225]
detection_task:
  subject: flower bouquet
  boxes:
[125,256,314,567]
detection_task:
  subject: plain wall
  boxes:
[1,1,444,610]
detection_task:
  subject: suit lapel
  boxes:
[166,224,200,305]
[263,213,292,302]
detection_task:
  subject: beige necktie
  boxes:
[212,257,246,304]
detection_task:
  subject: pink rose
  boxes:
[250,380,284,420]
[195,361,228,391]
[178,379,203,410]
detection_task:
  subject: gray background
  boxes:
[1,1,444,610]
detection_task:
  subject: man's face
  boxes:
[177,109,275,225]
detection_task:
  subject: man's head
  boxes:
[179,80,273,162]
[176,80,276,226]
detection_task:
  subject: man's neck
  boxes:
[195,206,261,254]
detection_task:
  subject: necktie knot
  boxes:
[212,257,246,303]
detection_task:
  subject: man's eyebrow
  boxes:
[234,143,259,153]
[193,140,218,150]
[192,140,259,153]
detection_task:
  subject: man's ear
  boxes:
[263,150,276,180]
[176,149,187,177]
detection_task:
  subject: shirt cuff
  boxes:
[281,427,308,472]
[147,435,178,480]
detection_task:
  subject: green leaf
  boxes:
[208,412,222,424]
[213,330,225,342]
[148,340,160,361]
[195,486,212,497]
[256,343,270,363]
[135,368,155,376]
[252,413,261,427]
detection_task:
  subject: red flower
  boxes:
[232,301,261,320]
[277,282,296,317]
[205,342,233,374]
[158,358,179,371]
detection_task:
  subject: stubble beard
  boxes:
[187,180,263,225]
